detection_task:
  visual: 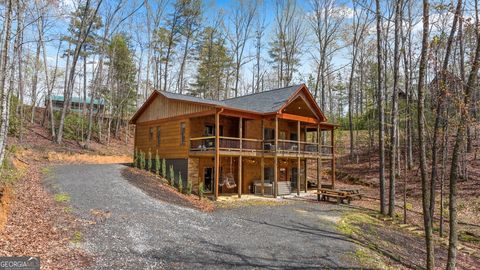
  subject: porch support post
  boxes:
[238,117,243,198]
[297,121,301,195]
[238,156,242,198]
[274,115,278,198]
[297,157,301,195]
[261,119,265,195]
[214,110,220,200]
[304,159,308,193]
[317,124,321,200]
[331,128,335,189]
[261,157,265,195]
[239,117,243,151]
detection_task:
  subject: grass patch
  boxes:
[351,247,397,270]
[459,231,480,244]
[71,231,82,244]
[40,166,52,175]
[54,193,71,203]
[1,153,27,185]
[337,212,381,236]
[215,199,290,209]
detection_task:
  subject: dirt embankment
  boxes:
[0,185,11,231]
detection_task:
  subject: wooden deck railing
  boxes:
[190,136,264,152]
[190,136,333,156]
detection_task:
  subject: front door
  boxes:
[204,167,214,193]
[292,167,298,185]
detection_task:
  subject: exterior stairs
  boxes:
[277,181,292,195]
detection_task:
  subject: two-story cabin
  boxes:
[130,84,337,200]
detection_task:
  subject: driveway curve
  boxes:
[45,164,361,269]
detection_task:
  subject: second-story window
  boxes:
[180,122,186,145]
[204,125,214,136]
[149,127,154,142]
[156,126,161,146]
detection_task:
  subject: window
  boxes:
[264,128,274,140]
[149,127,154,142]
[204,125,214,136]
[156,127,161,146]
[180,122,186,145]
[204,124,223,136]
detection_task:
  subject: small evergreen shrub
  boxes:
[177,172,183,193]
[155,151,160,175]
[169,165,175,186]
[186,179,192,195]
[139,151,145,170]
[134,148,139,168]
[161,158,166,177]
[147,149,152,172]
[198,182,204,198]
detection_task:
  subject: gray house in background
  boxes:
[49,95,105,113]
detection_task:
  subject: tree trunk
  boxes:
[56,0,103,144]
[177,35,191,94]
[17,8,25,143]
[418,0,435,268]
[30,41,41,124]
[376,0,386,215]
[388,0,403,217]
[0,0,13,167]
[447,8,480,269]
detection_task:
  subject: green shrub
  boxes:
[147,149,152,172]
[198,182,204,198]
[139,151,145,170]
[169,165,175,186]
[178,172,183,193]
[134,148,139,168]
[155,151,160,175]
[161,158,166,177]
[53,112,98,141]
[8,95,20,136]
[186,179,192,195]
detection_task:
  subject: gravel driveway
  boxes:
[45,164,361,269]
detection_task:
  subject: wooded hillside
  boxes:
[0,0,479,269]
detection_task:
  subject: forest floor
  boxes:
[0,122,134,269]
[325,128,480,269]
[2,122,480,269]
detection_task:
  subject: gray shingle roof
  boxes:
[223,85,302,113]
[159,84,303,114]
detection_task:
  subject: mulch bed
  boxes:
[0,162,90,270]
[121,167,215,212]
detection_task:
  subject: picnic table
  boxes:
[340,189,363,199]
[315,188,364,204]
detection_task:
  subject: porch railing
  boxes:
[190,137,333,155]
[190,136,263,152]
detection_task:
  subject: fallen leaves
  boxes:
[0,164,90,270]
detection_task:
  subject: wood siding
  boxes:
[136,94,214,123]
[134,118,190,159]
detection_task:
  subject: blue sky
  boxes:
[35,0,450,101]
